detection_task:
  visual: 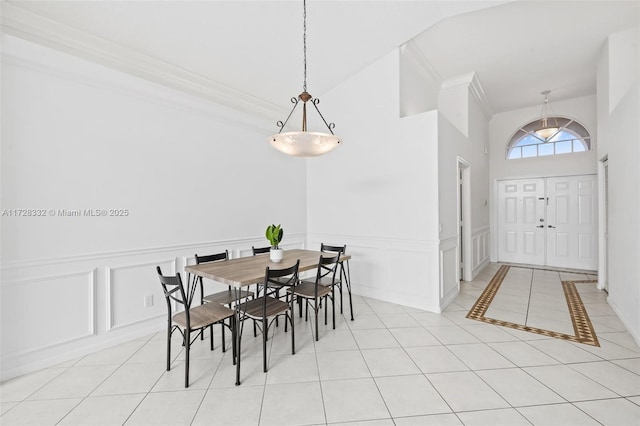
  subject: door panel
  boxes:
[554,232,569,257]
[523,231,538,255]
[546,175,598,269]
[498,178,545,265]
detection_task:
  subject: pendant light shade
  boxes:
[269,0,341,157]
[270,131,341,157]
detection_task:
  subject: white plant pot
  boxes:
[270,248,283,263]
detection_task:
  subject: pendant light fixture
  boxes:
[535,90,559,141]
[269,0,341,157]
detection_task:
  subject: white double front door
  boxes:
[497,175,597,270]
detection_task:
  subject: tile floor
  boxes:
[1,263,639,425]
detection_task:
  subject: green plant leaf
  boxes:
[265,224,283,248]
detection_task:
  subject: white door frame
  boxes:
[496,174,598,270]
[598,157,608,291]
[457,157,472,282]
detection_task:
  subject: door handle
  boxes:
[548,225,556,228]
[536,225,544,228]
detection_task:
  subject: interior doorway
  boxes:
[599,158,609,292]
[457,158,472,282]
[497,174,598,270]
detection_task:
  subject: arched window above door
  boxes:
[506,117,591,160]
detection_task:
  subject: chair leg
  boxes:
[290,312,296,354]
[332,289,336,329]
[275,290,280,327]
[262,317,269,372]
[221,321,226,352]
[166,323,172,371]
[344,262,355,321]
[200,280,205,340]
[231,317,237,366]
[236,317,244,385]
[185,328,191,388]
[324,295,328,325]
[284,293,289,333]
[315,298,319,341]
[210,325,214,351]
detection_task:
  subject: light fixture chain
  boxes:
[303,0,307,92]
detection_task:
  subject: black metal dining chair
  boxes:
[157,266,236,388]
[252,245,286,328]
[238,260,300,372]
[195,251,253,351]
[288,254,340,341]
[321,243,354,320]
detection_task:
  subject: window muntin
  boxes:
[506,117,590,160]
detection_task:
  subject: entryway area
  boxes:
[497,174,598,270]
[466,264,599,346]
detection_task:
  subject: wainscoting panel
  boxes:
[0,269,96,354]
[472,226,491,277]
[385,248,431,298]
[307,235,441,312]
[106,258,176,331]
[440,236,459,309]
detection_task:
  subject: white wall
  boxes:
[596,27,640,344]
[307,49,443,312]
[488,95,599,261]
[308,51,491,313]
[437,74,491,299]
[0,35,307,379]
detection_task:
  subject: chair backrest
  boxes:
[252,246,270,255]
[157,266,189,322]
[195,251,229,290]
[315,253,340,285]
[321,243,346,256]
[195,250,229,265]
[320,244,346,278]
[259,260,300,317]
[264,260,299,289]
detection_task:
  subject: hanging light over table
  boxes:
[269,0,341,157]
[534,90,559,141]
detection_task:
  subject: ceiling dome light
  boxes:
[271,131,341,157]
[269,0,341,157]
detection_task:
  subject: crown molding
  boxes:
[401,39,443,87]
[1,51,273,135]
[441,72,494,118]
[1,3,286,121]
[468,73,494,119]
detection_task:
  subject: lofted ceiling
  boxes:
[2,0,638,120]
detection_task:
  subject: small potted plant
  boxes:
[266,224,284,262]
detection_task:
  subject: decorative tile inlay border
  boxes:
[466,265,600,346]
[563,280,600,346]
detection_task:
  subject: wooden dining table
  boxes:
[185,248,351,385]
